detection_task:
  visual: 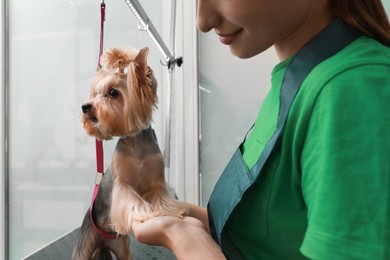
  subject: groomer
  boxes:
[132,0,390,259]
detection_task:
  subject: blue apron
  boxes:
[207,19,361,258]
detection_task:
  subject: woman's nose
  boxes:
[196,0,220,33]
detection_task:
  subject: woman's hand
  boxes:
[132,215,205,247]
[132,215,226,260]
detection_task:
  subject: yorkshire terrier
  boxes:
[72,47,188,260]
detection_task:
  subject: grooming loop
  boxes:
[89,0,118,240]
[93,0,106,201]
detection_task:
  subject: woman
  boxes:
[132,0,390,259]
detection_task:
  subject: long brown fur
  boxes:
[73,47,188,260]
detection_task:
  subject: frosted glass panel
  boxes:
[8,0,163,259]
[198,32,278,206]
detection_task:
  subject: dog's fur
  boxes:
[72,47,188,260]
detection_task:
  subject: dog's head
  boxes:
[81,47,158,140]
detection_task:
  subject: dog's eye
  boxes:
[108,89,119,98]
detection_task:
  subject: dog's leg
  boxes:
[104,235,132,260]
[72,210,104,260]
[110,178,153,234]
[143,185,189,220]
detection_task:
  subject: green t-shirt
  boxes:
[224,36,390,259]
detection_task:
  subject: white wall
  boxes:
[1,1,7,259]
[0,1,6,259]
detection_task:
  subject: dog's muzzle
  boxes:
[82,103,98,123]
[82,103,92,114]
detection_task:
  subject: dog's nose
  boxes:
[81,103,92,114]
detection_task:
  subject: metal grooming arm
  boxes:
[124,0,183,175]
[124,0,181,68]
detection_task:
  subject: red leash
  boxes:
[93,0,105,204]
[89,0,117,240]
[91,139,104,207]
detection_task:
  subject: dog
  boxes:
[72,47,188,260]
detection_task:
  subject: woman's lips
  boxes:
[217,29,242,45]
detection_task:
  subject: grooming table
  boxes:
[24,228,176,260]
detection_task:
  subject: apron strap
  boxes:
[207,18,361,249]
[250,18,361,178]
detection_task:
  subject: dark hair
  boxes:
[330,0,390,46]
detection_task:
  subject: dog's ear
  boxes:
[134,47,149,68]
[101,48,132,73]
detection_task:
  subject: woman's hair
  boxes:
[330,0,390,46]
